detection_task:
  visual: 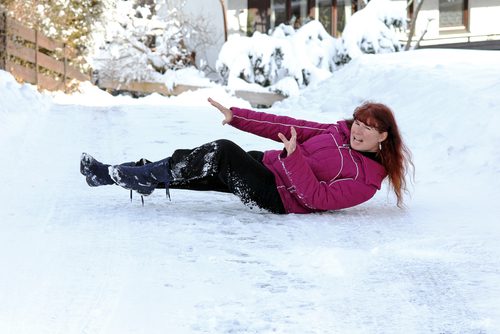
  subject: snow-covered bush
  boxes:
[216,20,342,97]
[216,0,406,95]
[339,0,406,61]
[90,0,214,85]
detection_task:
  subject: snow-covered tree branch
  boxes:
[90,0,215,85]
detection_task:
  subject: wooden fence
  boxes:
[98,79,286,108]
[97,79,203,98]
[0,12,89,91]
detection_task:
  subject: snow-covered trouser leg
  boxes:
[169,139,286,214]
[109,157,172,196]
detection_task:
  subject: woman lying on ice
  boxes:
[80,98,413,214]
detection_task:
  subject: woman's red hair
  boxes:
[347,102,414,207]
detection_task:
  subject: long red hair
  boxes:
[347,102,414,207]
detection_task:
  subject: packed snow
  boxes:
[1,48,500,333]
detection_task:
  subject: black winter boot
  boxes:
[80,153,118,186]
[80,153,150,187]
[109,157,172,196]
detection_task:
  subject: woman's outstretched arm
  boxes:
[208,98,336,143]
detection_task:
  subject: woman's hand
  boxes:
[278,127,297,157]
[208,97,233,125]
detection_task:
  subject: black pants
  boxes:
[168,139,286,214]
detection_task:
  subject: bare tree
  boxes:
[405,0,425,51]
[219,0,228,42]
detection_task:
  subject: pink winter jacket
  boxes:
[229,107,387,214]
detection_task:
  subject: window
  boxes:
[247,0,271,36]
[317,0,333,35]
[336,0,352,37]
[290,0,309,28]
[272,0,287,27]
[250,0,353,37]
[439,0,468,31]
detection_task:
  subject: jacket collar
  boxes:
[360,156,387,189]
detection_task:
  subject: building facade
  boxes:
[410,0,500,47]
[226,0,357,37]
[223,0,500,45]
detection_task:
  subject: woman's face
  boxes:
[350,119,388,152]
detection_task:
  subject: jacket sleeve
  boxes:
[279,146,376,211]
[229,107,335,143]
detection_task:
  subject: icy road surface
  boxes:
[1,103,499,334]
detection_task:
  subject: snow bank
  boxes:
[163,67,216,91]
[0,71,52,140]
[0,70,51,115]
[51,75,250,109]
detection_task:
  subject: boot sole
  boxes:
[80,153,93,177]
[81,153,116,187]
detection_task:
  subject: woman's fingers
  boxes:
[278,132,288,144]
[278,128,297,157]
[288,127,297,155]
[290,126,297,140]
[208,97,222,111]
[208,97,233,125]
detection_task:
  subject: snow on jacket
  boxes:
[229,107,387,214]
